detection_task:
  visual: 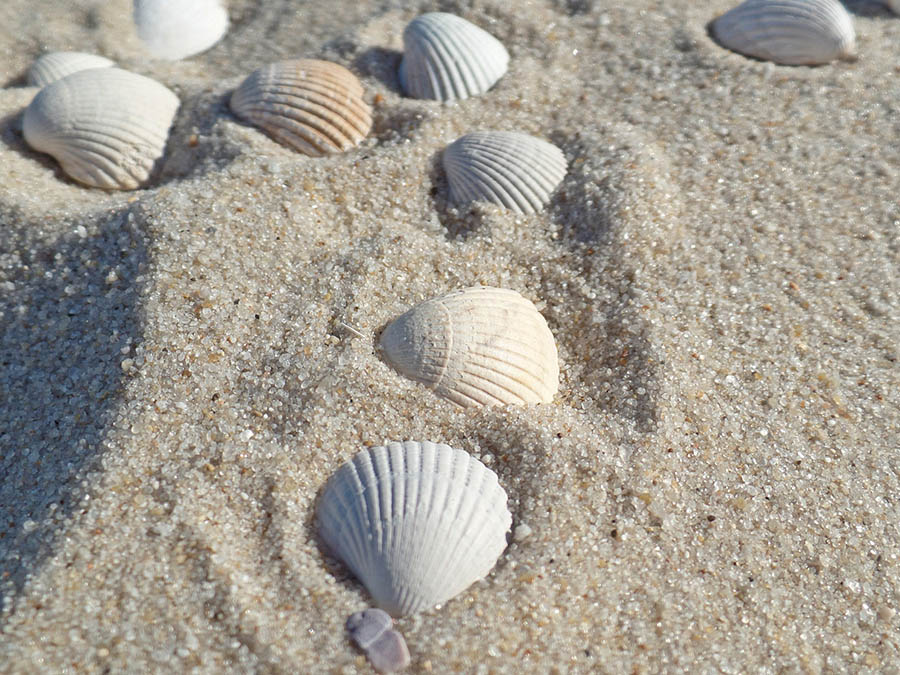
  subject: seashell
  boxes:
[379,286,558,408]
[27,52,115,88]
[711,0,856,65]
[347,609,411,674]
[399,12,509,101]
[133,0,228,61]
[317,441,512,616]
[442,131,567,214]
[229,59,372,157]
[23,68,179,190]
[887,0,900,15]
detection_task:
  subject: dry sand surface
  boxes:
[1,0,899,672]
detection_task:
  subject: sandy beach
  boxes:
[1,0,898,672]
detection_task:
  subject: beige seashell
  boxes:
[379,286,559,407]
[443,131,568,214]
[317,441,512,616]
[23,68,179,190]
[28,52,115,88]
[133,0,228,61]
[887,0,900,14]
[399,12,509,101]
[712,0,856,65]
[229,59,372,157]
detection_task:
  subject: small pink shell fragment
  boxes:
[347,608,410,673]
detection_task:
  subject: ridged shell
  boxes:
[229,59,372,157]
[399,12,509,101]
[443,131,567,214]
[711,0,856,65]
[379,286,559,408]
[28,52,115,88]
[23,68,179,190]
[133,0,228,60]
[317,441,512,616]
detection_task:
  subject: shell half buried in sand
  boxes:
[399,12,509,101]
[229,59,372,157]
[133,0,228,60]
[379,286,559,408]
[23,67,179,190]
[317,441,512,617]
[442,131,568,214]
[27,52,115,88]
[711,0,856,66]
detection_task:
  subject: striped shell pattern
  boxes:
[230,59,372,156]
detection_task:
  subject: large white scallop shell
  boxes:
[379,286,559,408]
[27,52,115,88]
[317,441,512,616]
[399,12,509,101]
[711,0,856,65]
[23,68,179,190]
[443,131,568,214]
[230,59,372,157]
[133,0,228,60]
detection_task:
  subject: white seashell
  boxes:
[399,12,509,101]
[379,286,559,408]
[27,52,115,88]
[230,59,372,157]
[317,441,512,616]
[347,609,411,674]
[133,0,228,61]
[443,131,567,214]
[23,68,179,190]
[711,0,856,65]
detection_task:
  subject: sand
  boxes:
[1,0,898,672]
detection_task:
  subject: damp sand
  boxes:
[1,0,898,672]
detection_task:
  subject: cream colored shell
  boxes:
[22,67,179,190]
[317,441,512,616]
[712,0,856,65]
[399,12,509,101]
[230,59,372,157]
[379,286,559,407]
[28,52,115,88]
[133,0,228,61]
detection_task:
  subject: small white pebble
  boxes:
[514,523,533,542]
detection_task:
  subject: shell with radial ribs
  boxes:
[229,59,372,156]
[317,441,512,616]
[379,286,559,407]
[711,0,856,65]
[133,0,228,60]
[28,52,115,88]
[399,12,509,101]
[443,131,567,214]
[23,67,179,190]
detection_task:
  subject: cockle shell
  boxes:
[711,0,856,65]
[229,59,372,156]
[317,441,512,616]
[133,0,228,60]
[399,12,509,101]
[442,131,568,214]
[347,609,411,674]
[27,52,115,88]
[379,286,559,408]
[23,68,179,190]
